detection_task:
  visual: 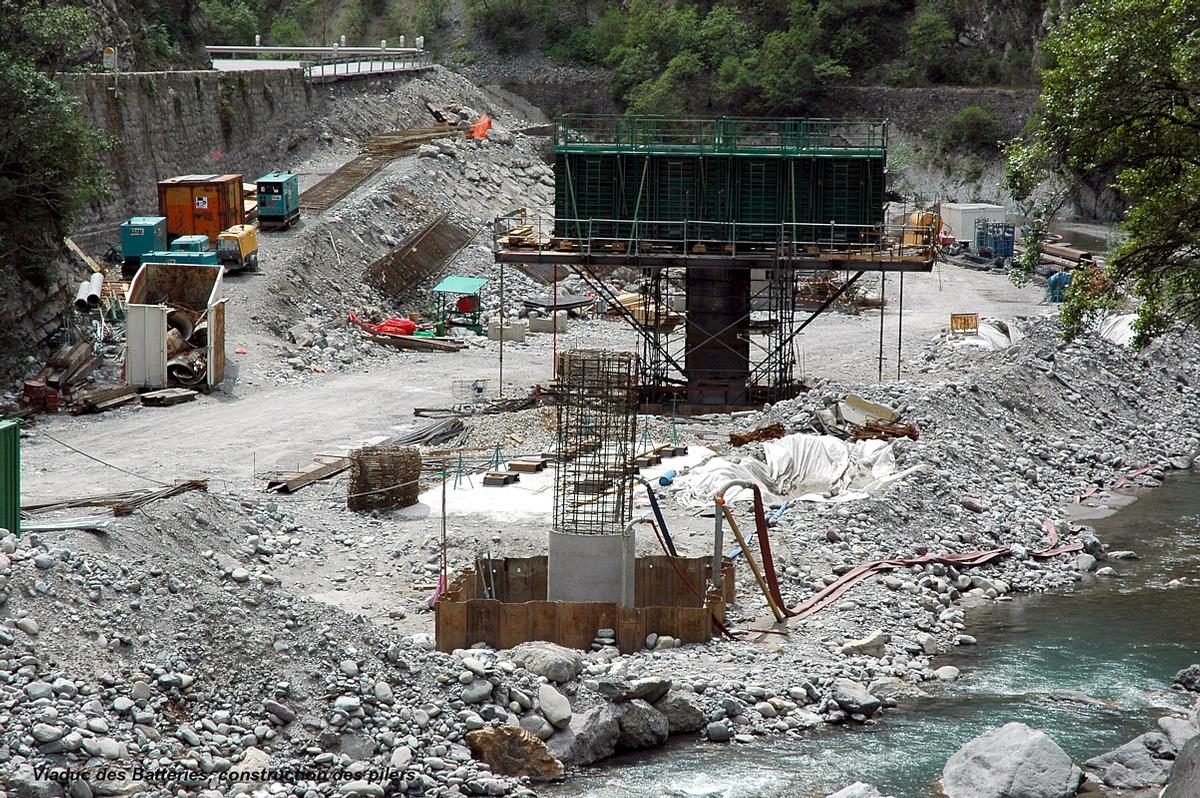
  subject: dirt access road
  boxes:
[20,260,1045,505]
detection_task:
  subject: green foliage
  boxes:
[940,105,1001,153]
[469,0,547,54]
[218,78,236,142]
[1006,0,1200,345]
[905,10,955,82]
[0,57,109,292]
[0,0,97,73]
[201,0,260,45]
[268,14,306,45]
[339,0,370,40]
[413,0,447,34]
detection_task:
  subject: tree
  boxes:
[201,0,259,45]
[905,9,955,83]
[1005,0,1200,346]
[0,15,109,338]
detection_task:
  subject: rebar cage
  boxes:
[553,350,639,536]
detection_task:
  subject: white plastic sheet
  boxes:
[1097,313,1137,347]
[959,319,1024,351]
[674,432,925,508]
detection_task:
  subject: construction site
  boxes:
[3,54,1200,798]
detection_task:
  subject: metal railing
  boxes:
[303,52,432,81]
[206,45,433,81]
[493,212,937,262]
[206,45,425,57]
[552,115,888,156]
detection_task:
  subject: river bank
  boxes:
[543,469,1200,797]
[6,309,1199,798]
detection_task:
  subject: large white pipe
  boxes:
[74,281,91,311]
[86,273,104,308]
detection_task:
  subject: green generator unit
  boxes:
[256,172,300,231]
[551,115,887,248]
[120,216,167,278]
[170,234,212,252]
[142,250,220,267]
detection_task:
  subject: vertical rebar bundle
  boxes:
[553,350,639,536]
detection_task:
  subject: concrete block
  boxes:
[529,311,568,334]
[488,320,527,342]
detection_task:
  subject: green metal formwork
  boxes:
[0,420,19,535]
[552,116,887,248]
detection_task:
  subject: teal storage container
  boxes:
[257,172,300,230]
[170,234,211,252]
[120,216,167,278]
[0,419,18,535]
[142,250,220,267]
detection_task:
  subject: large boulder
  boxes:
[538,684,572,728]
[465,726,564,781]
[831,678,881,716]
[867,677,931,703]
[616,699,669,750]
[940,722,1082,798]
[594,676,672,703]
[1174,664,1200,693]
[653,690,707,734]
[511,643,583,684]
[1085,731,1175,789]
[1165,736,1200,798]
[1159,715,1199,750]
[547,704,620,765]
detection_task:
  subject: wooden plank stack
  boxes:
[71,386,138,414]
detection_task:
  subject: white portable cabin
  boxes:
[939,203,1006,243]
[126,262,226,389]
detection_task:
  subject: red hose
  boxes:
[742,490,1082,621]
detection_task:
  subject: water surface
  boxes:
[545,472,1200,797]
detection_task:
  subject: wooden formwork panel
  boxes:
[435,555,736,654]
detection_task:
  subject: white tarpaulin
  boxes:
[674,432,926,508]
[1098,313,1137,347]
[958,319,1024,351]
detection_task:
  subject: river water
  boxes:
[545,472,1200,798]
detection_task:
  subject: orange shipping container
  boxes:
[157,174,246,244]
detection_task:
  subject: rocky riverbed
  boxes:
[6,313,1200,798]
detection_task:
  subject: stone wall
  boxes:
[804,86,1039,140]
[58,69,318,246]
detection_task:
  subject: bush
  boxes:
[941,105,1002,153]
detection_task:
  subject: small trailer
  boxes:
[126,262,226,391]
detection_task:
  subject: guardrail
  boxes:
[552,115,888,156]
[493,211,938,262]
[303,52,432,81]
[206,45,425,58]
[206,46,433,82]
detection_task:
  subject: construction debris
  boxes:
[729,422,788,447]
[22,480,208,516]
[19,515,115,532]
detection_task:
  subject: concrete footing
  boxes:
[547,529,635,607]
